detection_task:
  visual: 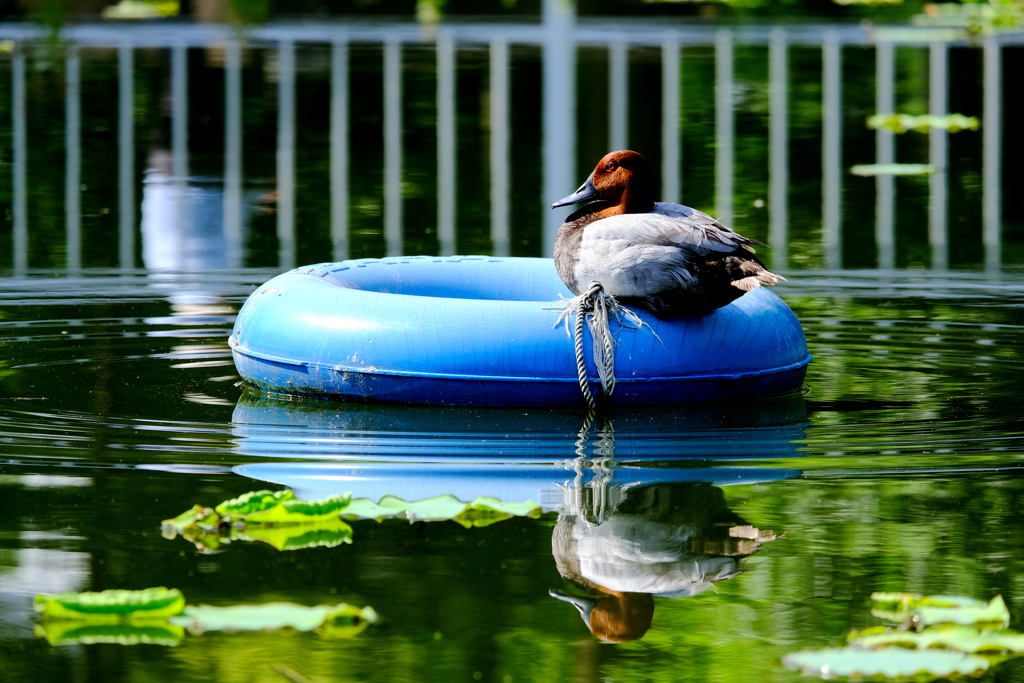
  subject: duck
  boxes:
[552,150,782,319]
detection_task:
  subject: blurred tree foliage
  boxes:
[7,0,1009,22]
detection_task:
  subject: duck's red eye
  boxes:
[605,161,618,172]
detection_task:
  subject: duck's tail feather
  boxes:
[731,268,785,291]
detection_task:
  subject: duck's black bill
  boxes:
[551,175,599,208]
[548,589,598,627]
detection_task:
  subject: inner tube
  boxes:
[229,256,810,407]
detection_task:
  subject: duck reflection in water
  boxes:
[550,482,776,643]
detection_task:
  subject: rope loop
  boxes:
[547,281,656,409]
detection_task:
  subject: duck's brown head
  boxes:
[551,150,656,217]
[549,587,654,643]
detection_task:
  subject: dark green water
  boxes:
[1,18,1024,683]
[2,268,1024,682]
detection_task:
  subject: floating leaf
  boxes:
[34,588,185,621]
[916,597,1010,629]
[34,619,184,647]
[165,490,355,552]
[170,602,377,635]
[342,494,541,527]
[239,519,353,551]
[849,625,1024,653]
[872,592,986,608]
[850,164,935,177]
[161,505,218,538]
[385,494,469,521]
[866,113,980,133]
[318,605,379,639]
[871,593,1010,628]
[783,647,990,679]
[469,496,543,517]
[215,489,295,518]
[167,490,542,554]
[243,494,350,525]
[179,524,228,553]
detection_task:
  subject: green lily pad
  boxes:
[467,496,543,517]
[242,494,351,525]
[872,593,987,608]
[34,619,184,647]
[166,490,542,553]
[170,602,377,635]
[161,505,218,536]
[850,164,935,176]
[342,494,541,527]
[782,647,990,679]
[849,625,1024,653]
[34,588,185,621]
[865,113,979,133]
[872,593,1010,628]
[215,488,295,518]
[238,519,353,550]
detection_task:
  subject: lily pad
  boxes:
[871,593,1010,628]
[242,494,351,525]
[782,647,990,679]
[866,113,979,133]
[170,602,377,635]
[161,505,218,536]
[238,519,353,551]
[342,494,541,528]
[872,593,988,609]
[849,625,1024,653]
[34,588,185,621]
[215,488,295,518]
[165,490,542,553]
[850,164,935,177]
[34,619,184,647]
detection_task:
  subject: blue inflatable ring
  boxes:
[229,256,810,407]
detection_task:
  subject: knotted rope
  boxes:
[570,412,616,525]
[552,281,654,411]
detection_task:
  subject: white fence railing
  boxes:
[2,1,1018,274]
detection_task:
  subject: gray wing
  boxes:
[652,202,761,250]
[573,205,758,298]
[581,206,752,261]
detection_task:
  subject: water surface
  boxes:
[1,15,1024,683]
[2,266,1024,682]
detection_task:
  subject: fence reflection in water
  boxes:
[2,5,1017,275]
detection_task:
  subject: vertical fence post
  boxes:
[172,44,188,181]
[119,43,135,270]
[331,36,349,262]
[609,37,628,151]
[542,0,576,253]
[983,37,1001,271]
[715,29,733,228]
[171,42,188,268]
[66,45,81,272]
[277,40,296,269]
[489,34,510,257]
[875,41,895,270]
[437,30,456,256]
[929,41,948,270]
[661,31,680,206]
[224,38,242,268]
[12,46,26,275]
[384,38,403,257]
[768,28,788,270]
[822,31,842,269]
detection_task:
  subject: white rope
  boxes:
[549,281,657,408]
[569,414,616,525]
